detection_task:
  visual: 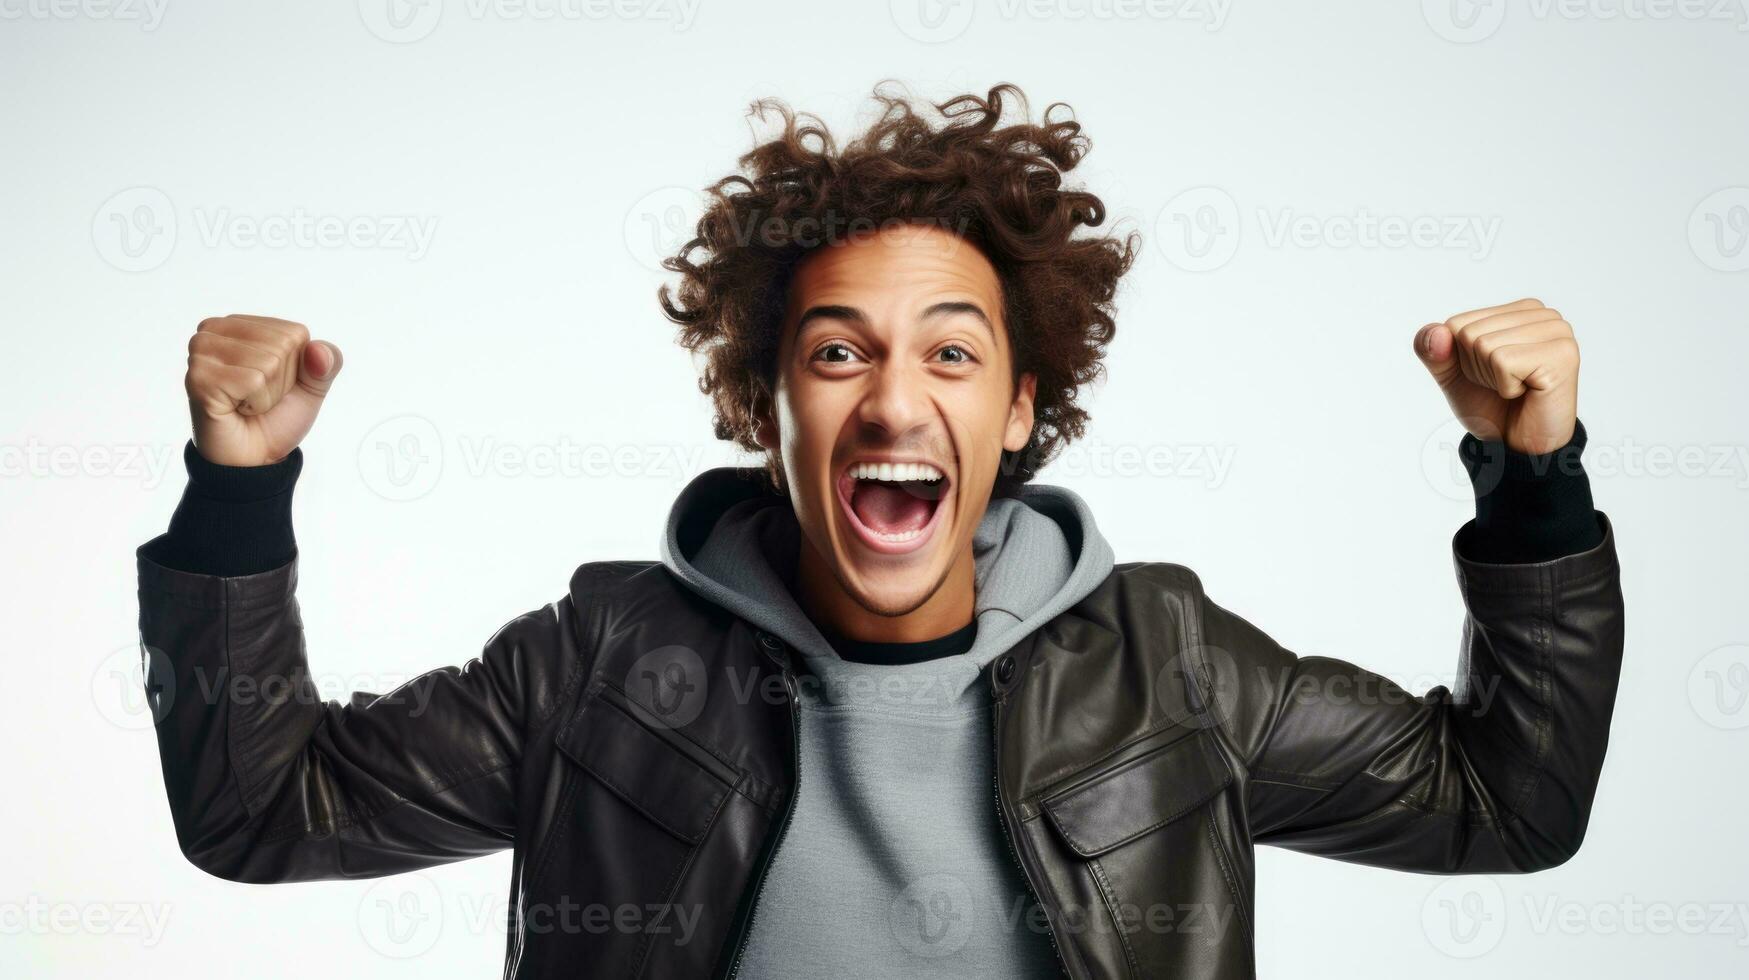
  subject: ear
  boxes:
[752,391,779,451]
[1003,372,1037,453]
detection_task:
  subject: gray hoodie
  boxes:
[658,466,1116,978]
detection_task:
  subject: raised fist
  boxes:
[1414,298,1579,456]
[184,314,342,466]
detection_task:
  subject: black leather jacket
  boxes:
[135,471,1624,979]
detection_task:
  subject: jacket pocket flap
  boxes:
[1041,731,1232,858]
[555,687,733,845]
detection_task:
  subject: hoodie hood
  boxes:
[657,466,1115,706]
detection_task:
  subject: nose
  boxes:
[855,359,934,444]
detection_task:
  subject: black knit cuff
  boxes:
[1455,418,1603,564]
[137,440,302,576]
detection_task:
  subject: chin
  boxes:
[835,565,943,619]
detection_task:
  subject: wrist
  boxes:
[185,439,304,502]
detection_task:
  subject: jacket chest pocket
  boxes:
[1027,729,1247,978]
[1040,728,1231,858]
[557,683,737,845]
[521,683,738,974]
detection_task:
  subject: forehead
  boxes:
[784,223,1001,317]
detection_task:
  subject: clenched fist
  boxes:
[1414,298,1579,455]
[185,314,342,467]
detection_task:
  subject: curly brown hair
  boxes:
[658,81,1139,498]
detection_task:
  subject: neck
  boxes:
[791,535,977,644]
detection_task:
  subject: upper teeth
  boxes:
[849,461,944,483]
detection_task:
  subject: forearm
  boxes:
[137,549,341,880]
[1443,517,1624,869]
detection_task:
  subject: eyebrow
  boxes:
[793,301,996,342]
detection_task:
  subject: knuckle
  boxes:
[275,324,307,354]
[185,361,216,393]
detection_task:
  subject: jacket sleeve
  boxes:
[1202,512,1624,873]
[135,549,585,883]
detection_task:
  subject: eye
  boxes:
[811,341,863,364]
[936,344,976,365]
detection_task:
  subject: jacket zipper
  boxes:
[991,683,1071,978]
[722,652,801,980]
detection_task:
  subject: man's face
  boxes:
[756,222,1037,620]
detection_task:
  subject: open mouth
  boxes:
[834,460,951,556]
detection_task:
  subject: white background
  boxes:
[4,0,1747,976]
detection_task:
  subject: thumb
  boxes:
[298,340,343,397]
[1413,322,1460,388]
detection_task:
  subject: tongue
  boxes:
[851,482,934,534]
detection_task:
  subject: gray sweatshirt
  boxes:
[658,468,1116,978]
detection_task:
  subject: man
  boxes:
[136,84,1623,979]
